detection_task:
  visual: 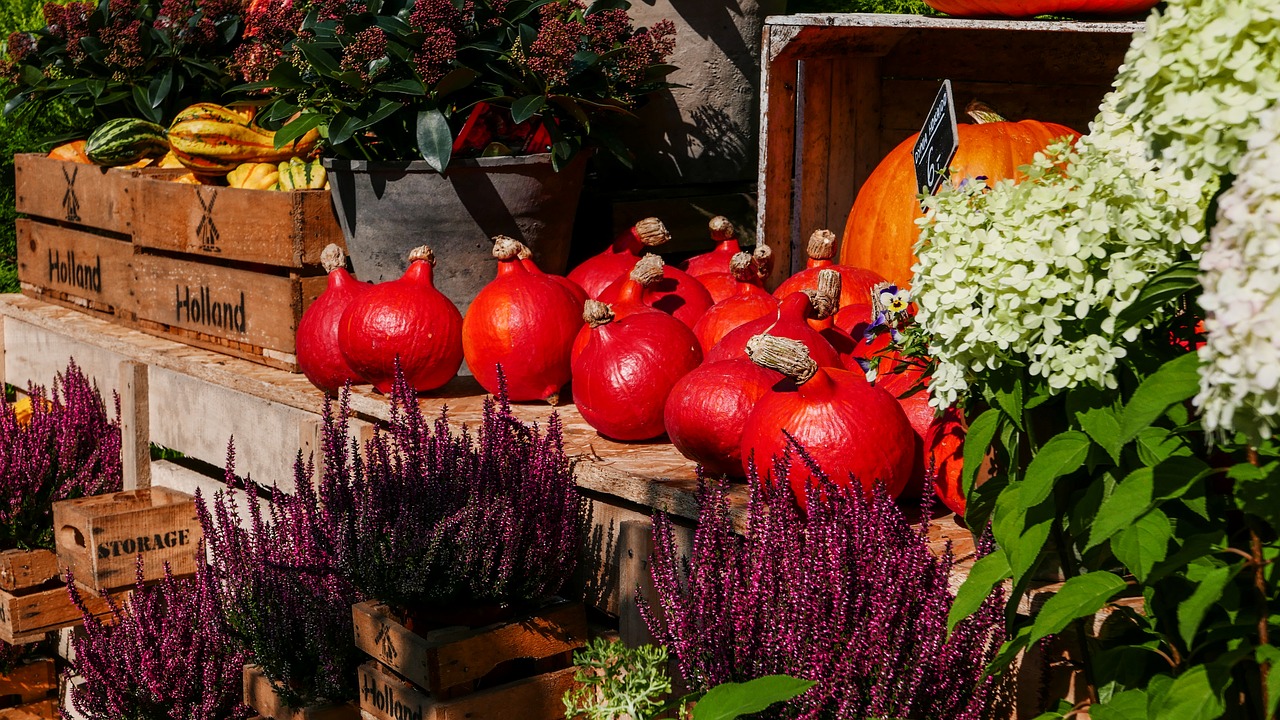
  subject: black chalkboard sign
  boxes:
[912,80,959,197]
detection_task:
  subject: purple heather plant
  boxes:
[64,557,252,720]
[642,445,1005,720]
[197,368,585,706]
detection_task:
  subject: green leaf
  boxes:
[1230,461,1280,528]
[1258,646,1280,718]
[433,67,478,98]
[1134,427,1188,465]
[1115,260,1200,334]
[991,375,1024,430]
[131,85,162,123]
[985,625,1032,677]
[274,113,325,150]
[327,111,361,147]
[948,552,1011,633]
[511,94,546,124]
[992,485,1054,581]
[147,71,172,109]
[1177,564,1234,650]
[372,78,426,95]
[19,64,42,87]
[1147,665,1225,720]
[1089,689,1148,720]
[1086,456,1210,551]
[1028,572,1126,645]
[1118,352,1201,445]
[298,42,342,76]
[1110,508,1171,582]
[1078,407,1122,464]
[962,408,1000,499]
[1020,431,1092,507]
[415,107,452,173]
[373,14,413,35]
[549,95,590,130]
[691,675,815,720]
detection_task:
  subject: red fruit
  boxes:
[773,229,888,310]
[740,335,915,509]
[567,217,671,299]
[705,278,844,370]
[296,245,372,394]
[572,300,702,441]
[693,249,778,353]
[681,216,741,278]
[664,359,781,477]
[462,236,583,404]
[875,364,932,499]
[339,246,463,394]
[598,254,714,329]
[924,407,968,516]
[518,243,587,307]
[696,243,773,305]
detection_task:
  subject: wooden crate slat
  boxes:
[352,599,585,696]
[13,155,133,235]
[0,699,57,720]
[0,583,112,644]
[0,551,58,593]
[131,177,343,268]
[0,659,56,706]
[358,662,576,720]
[243,665,359,720]
[15,220,134,318]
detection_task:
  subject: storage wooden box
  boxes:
[130,176,344,269]
[353,599,586,720]
[52,486,202,593]
[0,549,110,645]
[755,14,1141,286]
[13,155,137,236]
[0,658,56,712]
[125,251,328,372]
[15,219,134,319]
[242,665,359,720]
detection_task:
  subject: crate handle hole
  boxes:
[60,525,86,549]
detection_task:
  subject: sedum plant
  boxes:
[642,447,1005,720]
[65,557,252,720]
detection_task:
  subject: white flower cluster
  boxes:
[912,0,1280,407]
[1195,106,1280,443]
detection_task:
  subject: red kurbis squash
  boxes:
[773,229,888,310]
[840,103,1081,286]
[681,216,741,278]
[567,218,671,299]
[692,250,778,353]
[598,254,714,329]
[296,245,371,395]
[924,0,1156,18]
[706,271,845,370]
[664,358,781,477]
[698,244,771,305]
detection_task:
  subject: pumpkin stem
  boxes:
[408,245,436,265]
[515,242,534,260]
[965,100,1007,124]
[492,235,523,261]
[746,334,818,385]
[806,229,836,261]
[708,215,735,243]
[634,217,671,247]
[752,245,773,279]
[320,244,346,274]
[805,269,841,319]
[630,254,665,287]
[583,299,615,328]
[729,252,756,282]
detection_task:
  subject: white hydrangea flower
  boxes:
[1195,105,1280,443]
[913,0,1280,407]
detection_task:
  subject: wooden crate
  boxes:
[15,219,134,318]
[755,14,1141,286]
[130,176,344,268]
[126,251,328,372]
[0,550,111,645]
[0,658,56,710]
[52,487,202,593]
[13,155,135,236]
[353,599,585,720]
[0,699,57,720]
[242,664,359,720]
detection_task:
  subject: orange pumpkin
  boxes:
[839,103,1080,287]
[923,0,1156,18]
[47,140,91,164]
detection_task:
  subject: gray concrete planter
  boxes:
[324,153,587,317]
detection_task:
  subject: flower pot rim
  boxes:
[323,153,560,173]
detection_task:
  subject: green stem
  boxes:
[1248,447,1273,719]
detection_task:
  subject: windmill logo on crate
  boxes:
[374,623,398,662]
[61,165,81,223]
[196,187,222,253]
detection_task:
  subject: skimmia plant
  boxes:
[199,369,586,706]
[642,447,1005,720]
[65,557,252,720]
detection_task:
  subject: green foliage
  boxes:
[562,638,814,720]
[787,0,939,14]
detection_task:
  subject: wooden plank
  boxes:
[129,252,324,356]
[243,664,359,720]
[358,662,575,720]
[879,78,1109,141]
[797,58,834,243]
[119,362,150,490]
[0,551,59,593]
[2,317,130,402]
[757,27,800,287]
[148,367,322,492]
[0,583,112,644]
[837,57,881,231]
[0,699,57,720]
[16,220,134,317]
[13,155,134,235]
[352,600,585,696]
[0,659,56,706]
[131,177,343,268]
[53,486,202,593]
[617,519,656,647]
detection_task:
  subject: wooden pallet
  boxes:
[0,549,111,645]
[53,487,202,593]
[242,664,359,720]
[755,15,1140,286]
